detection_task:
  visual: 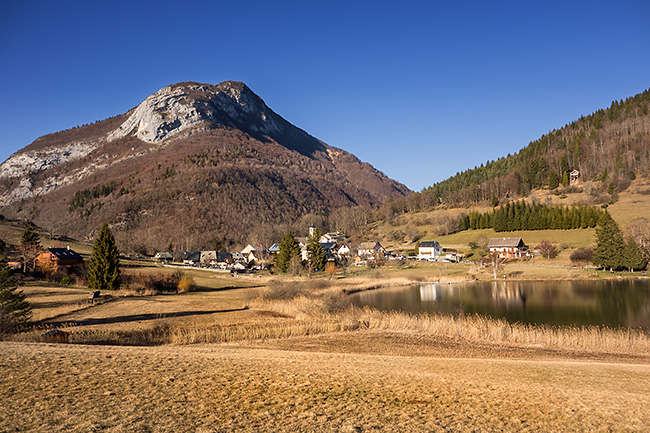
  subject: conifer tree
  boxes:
[275,232,301,273]
[88,224,121,291]
[593,214,625,271]
[20,220,40,247]
[623,238,646,272]
[560,155,570,180]
[561,171,569,187]
[0,259,31,334]
[307,228,327,272]
[20,220,41,273]
[548,171,559,189]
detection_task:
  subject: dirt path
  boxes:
[3,333,650,432]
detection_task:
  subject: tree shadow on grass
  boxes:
[42,307,249,328]
[192,284,263,293]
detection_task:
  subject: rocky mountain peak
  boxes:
[108,80,280,144]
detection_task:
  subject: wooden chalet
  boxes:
[37,247,83,268]
[357,242,385,259]
[488,237,529,259]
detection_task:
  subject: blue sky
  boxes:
[1,0,649,191]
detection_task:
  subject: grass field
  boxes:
[436,227,596,250]
[377,178,650,256]
[3,181,650,431]
[2,265,650,431]
[2,338,650,432]
[0,219,93,256]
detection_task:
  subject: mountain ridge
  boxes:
[0,81,409,251]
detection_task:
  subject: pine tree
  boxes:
[623,238,646,272]
[307,228,326,272]
[275,232,301,273]
[560,155,570,178]
[88,224,121,291]
[548,171,559,189]
[561,171,569,187]
[20,220,41,272]
[593,214,625,271]
[0,259,31,333]
[20,220,40,247]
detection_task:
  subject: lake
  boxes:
[350,279,650,329]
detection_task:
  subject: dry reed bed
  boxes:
[24,304,648,358]
[248,278,650,356]
[248,293,650,357]
[12,277,650,358]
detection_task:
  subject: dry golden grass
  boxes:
[608,178,650,229]
[0,219,93,255]
[17,273,650,356]
[2,338,650,432]
[4,275,650,431]
[21,284,94,322]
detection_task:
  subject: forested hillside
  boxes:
[379,87,650,218]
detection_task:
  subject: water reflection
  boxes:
[351,279,650,328]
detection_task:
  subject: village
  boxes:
[144,225,532,273]
[12,223,533,277]
[146,225,497,273]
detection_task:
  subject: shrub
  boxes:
[177,275,195,293]
[120,272,182,294]
[261,281,305,301]
[570,247,593,263]
[325,262,338,279]
[321,292,352,314]
[537,240,558,259]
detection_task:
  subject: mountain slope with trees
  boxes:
[0,81,409,252]
[380,87,650,216]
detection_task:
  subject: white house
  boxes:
[200,250,217,266]
[241,244,257,255]
[417,241,443,261]
[320,231,346,244]
[336,243,351,258]
[357,242,385,259]
[153,252,173,263]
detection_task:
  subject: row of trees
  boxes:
[275,228,327,275]
[458,201,607,232]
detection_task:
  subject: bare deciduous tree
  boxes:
[490,254,506,279]
[536,240,558,259]
[625,218,650,262]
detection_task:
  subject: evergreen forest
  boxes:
[458,201,608,232]
[375,87,650,223]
